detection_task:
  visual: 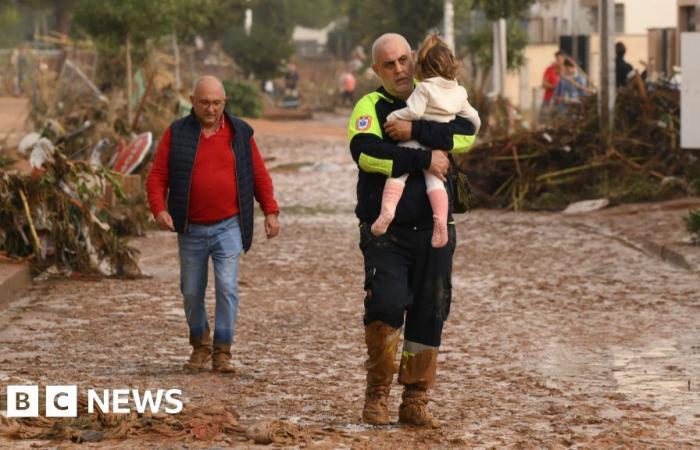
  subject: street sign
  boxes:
[112,132,152,174]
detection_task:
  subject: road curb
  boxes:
[566,223,696,271]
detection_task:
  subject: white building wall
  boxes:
[618,0,677,34]
[509,0,679,113]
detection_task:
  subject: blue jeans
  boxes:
[178,216,243,345]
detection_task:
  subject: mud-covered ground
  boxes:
[1,113,700,448]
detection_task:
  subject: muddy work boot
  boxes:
[363,384,391,425]
[398,385,441,428]
[212,343,236,373]
[183,329,212,372]
[362,321,401,425]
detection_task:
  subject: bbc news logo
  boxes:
[5,386,183,417]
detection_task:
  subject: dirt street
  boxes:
[0,97,29,149]
[1,113,700,448]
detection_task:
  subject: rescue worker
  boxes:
[348,33,477,427]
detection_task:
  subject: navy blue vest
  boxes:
[167,111,255,252]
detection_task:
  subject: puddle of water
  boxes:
[611,338,700,420]
[533,337,700,423]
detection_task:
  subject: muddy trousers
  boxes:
[359,221,455,388]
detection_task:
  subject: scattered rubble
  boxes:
[0,150,141,277]
[457,84,698,211]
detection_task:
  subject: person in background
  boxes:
[615,41,635,88]
[284,64,299,98]
[540,50,566,118]
[340,69,357,107]
[554,58,590,114]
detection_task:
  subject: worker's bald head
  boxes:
[370,33,415,100]
[371,33,411,64]
[190,76,227,129]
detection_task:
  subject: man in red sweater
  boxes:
[541,50,565,119]
[147,76,279,373]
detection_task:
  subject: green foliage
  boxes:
[0,2,21,47]
[343,0,443,50]
[222,79,263,118]
[462,18,529,71]
[684,209,700,244]
[71,0,211,62]
[685,160,700,195]
[288,0,340,28]
[472,0,535,20]
[457,0,534,73]
[220,0,295,80]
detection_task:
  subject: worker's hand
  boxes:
[264,213,280,239]
[383,119,412,141]
[428,150,449,183]
[155,210,175,231]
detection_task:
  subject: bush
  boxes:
[684,209,700,244]
[222,79,263,118]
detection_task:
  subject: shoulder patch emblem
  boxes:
[355,115,372,131]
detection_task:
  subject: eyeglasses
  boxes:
[196,99,226,109]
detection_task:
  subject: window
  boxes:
[614,4,625,34]
[588,3,626,34]
[527,17,558,44]
[680,6,697,32]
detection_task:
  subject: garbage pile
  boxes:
[456,84,698,211]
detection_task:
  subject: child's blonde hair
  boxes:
[416,34,458,81]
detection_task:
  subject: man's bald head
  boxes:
[192,75,226,98]
[371,33,411,64]
[190,75,227,129]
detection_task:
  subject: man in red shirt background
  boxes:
[541,50,565,118]
[147,76,279,374]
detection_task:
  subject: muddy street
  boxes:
[1,114,700,448]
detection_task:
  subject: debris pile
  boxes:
[1,149,141,277]
[0,401,303,446]
[457,84,698,210]
[0,55,188,276]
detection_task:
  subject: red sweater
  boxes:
[146,119,279,224]
[543,63,560,102]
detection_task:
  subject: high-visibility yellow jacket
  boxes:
[348,86,477,226]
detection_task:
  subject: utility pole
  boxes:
[570,0,578,66]
[444,0,455,51]
[492,18,507,97]
[598,0,615,152]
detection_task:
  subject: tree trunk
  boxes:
[443,0,454,51]
[126,31,133,130]
[53,0,71,35]
[598,0,614,153]
[172,32,181,90]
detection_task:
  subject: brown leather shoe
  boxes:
[212,343,236,373]
[183,330,212,372]
[398,386,441,428]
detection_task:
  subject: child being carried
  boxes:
[372,34,481,247]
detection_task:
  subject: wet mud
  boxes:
[1,115,699,448]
